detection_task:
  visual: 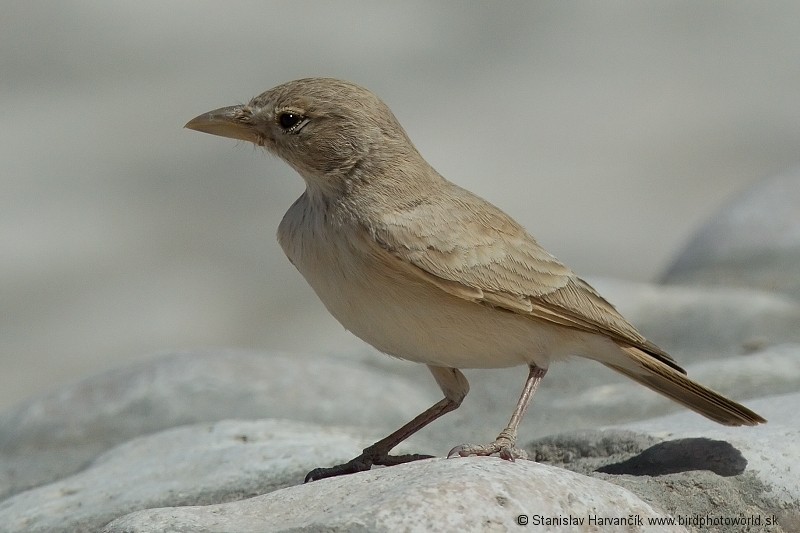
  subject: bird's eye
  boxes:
[277,112,306,132]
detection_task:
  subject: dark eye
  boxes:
[278,112,304,131]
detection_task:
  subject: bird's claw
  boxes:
[447,439,528,461]
[304,456,372,483]
[304,450,434,482]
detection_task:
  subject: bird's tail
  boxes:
[603,346,766,426]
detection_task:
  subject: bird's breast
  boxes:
[275,193,588,369]
[278,194,430,356]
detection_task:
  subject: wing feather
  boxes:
[361,183,680,370]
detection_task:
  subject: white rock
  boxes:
[522,392,800,531]
[0,349,434,499]
[5,366,794,532]
[623,392,800,507]
[662,167,800,298]
[586,277,800,357]
[103,458,682,533]
[0,419,367,533]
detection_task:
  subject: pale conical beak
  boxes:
[184,105,260,144]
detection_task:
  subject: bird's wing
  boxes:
[360,184,680,370]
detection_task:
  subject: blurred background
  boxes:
[2,1,800,411]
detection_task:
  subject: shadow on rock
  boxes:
[597,438,747,477]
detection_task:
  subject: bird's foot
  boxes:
[304,447,434,482]
[447,435,528,461]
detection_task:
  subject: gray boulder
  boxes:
[523,392,800,531]
[587,277,800,358]
[0,419,367,533]
[102,456,681,533]
[662,168,800,299]
[0,350,434,500]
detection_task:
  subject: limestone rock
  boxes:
[662,168,800,299]
[586,278,800,358]
[0,350,434,499]
[525,392,800,532]
[0,419,367,533]
[103,458,681,533]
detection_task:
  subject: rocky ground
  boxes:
[1,171,799,531]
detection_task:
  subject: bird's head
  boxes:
[185,78,418,192]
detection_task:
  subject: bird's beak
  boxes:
[184,105,260,144]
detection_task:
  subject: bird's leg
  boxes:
[448,364,547,461]
[305,366,469,482]
[304,398,452,482]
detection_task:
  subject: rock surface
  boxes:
[0,420,368,533]
[527,393,800,532]
[587,278,800,357]
[102,458,680,533]
[6,390,794,532]
[0,350,434,500]
[1,350,796,532]
[662,167,800,299]
[6,339,796,506]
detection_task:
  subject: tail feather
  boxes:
[605,346,766,427]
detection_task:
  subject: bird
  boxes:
[185,78,766,482]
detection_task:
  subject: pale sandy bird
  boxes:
[185,78,766,482]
